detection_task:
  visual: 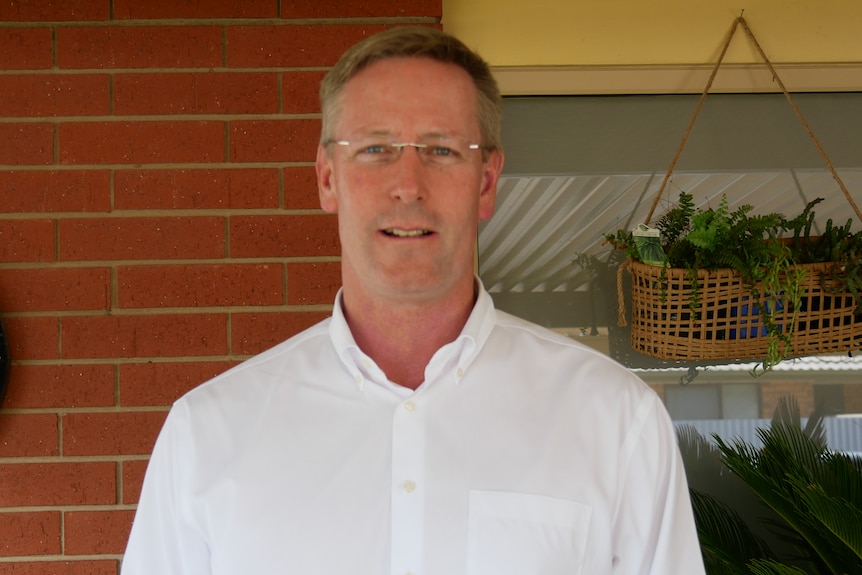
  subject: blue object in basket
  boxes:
[729,297,783,339]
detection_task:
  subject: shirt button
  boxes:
[404,401,416,412]
[456,367,464,378]
[402,480,416,493]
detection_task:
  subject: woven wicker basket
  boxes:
[620,18,862,363]
[627,259,862,361]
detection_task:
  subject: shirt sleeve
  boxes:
[122,401,212,575]
[612,393,706,575]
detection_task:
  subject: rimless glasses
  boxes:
[326,136,485,167]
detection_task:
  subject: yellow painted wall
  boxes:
[442,0,862,66]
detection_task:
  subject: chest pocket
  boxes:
[467,490,591,575]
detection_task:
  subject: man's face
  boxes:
[316,57,504,305]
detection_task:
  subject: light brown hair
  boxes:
[319,26,502,153]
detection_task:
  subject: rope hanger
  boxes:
[643,15,862,225]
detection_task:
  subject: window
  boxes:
[481,93,862,427]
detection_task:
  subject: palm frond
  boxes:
[691,489,775,575]
[716,409,862,574]
[746,558,808,575]
[787,461,862,561]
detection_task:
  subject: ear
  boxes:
[316,145,338,213]
[477,149,504,221]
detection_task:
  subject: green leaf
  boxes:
[745,558,808,575]
[691,489,775,574]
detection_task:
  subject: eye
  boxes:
[429,146,457,157]
[358,144,391,155]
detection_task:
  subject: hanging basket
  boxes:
[615,16,862,367]
[627,259,862,361]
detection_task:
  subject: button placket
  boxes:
[389,398,425,575]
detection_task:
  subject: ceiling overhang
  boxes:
[493,63,862,96]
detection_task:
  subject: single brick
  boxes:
[229,214,339,258]
[0,1,110,21]
[118,263,283,308]
[113,0,276,19]
[57,26,222,69]
[61,313,229,359]
[282,70,325,114]
[286,261,341,305]
[0,171,111,213]
[62,411,167,456]
[121,459,150,504]
[0,512,61,557]
[0,123,53,165]
[64,510,135,555]
[0,28,52,69]
[114,168,279,210]
[231,311,330,355]
[229,119,319,163]
[284,166,322,210]
[1,560,118,575]
[1,316,60,361]
[0,219,56,263]
[119,361,231,407]
[0,461,116,506]
[281,0,441,18]
[59,216,225,261]
[0,75,110,117]
[114,72,278,115]
[59,121,225,165]
[3,364,115,409]
[0,413,59,457]
[226,24,387,68]
[0,267,110,312]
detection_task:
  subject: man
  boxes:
[123,27,705,574]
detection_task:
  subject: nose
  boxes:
[389,145,427,203]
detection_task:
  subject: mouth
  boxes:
[382,228,432,238]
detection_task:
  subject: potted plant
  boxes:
[679,396,862,575]
[605,191,862,374]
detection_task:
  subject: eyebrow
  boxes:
[352,131,466,141]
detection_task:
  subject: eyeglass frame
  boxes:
[324,137,490,165]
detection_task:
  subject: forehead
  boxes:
[336,57,480,137]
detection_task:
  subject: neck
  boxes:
[341,280,477,390]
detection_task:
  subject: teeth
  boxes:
[385,229,429,237]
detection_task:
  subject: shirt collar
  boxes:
[328,278,497,392]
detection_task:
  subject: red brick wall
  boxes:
[759,379,816,418]
[844,383,862,413]
[0,1,441,571]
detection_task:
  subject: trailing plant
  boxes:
[604,191,862,374]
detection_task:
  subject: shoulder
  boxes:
[177,317,334,408]
[484,309,656,404]
[492,309,633,374]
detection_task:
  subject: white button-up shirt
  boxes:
[122,286,705,575]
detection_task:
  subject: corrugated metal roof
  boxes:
[638,354,862,374]
[480,169,862,295]
[480,94,862,376]
[676,415,862,453]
